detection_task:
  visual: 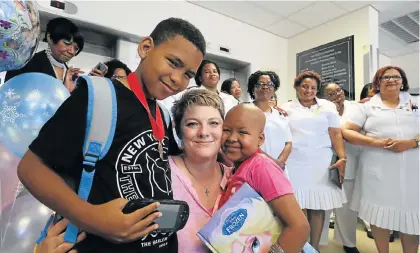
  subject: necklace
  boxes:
[181,155,217,197]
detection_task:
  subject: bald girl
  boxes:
[221,103,266,167]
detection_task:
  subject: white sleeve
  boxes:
[223,95,238,115]
[344,103,367,128]
[323,101,341,128]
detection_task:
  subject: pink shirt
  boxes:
[218,152,294,208]
[169,156,232,253]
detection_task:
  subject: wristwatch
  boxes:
[269,242,285,253]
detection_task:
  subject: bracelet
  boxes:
[269,242,285,253]
[338,157,347,162]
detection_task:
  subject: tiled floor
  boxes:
[320,223,404,253]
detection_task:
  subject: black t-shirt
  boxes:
[29,79,180,253]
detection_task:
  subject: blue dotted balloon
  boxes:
[0,73,70,158]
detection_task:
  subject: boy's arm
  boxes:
[18,151,98,232]
[19,82,160,243]
[18,151,160,242]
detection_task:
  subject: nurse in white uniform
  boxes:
[281,71,347,251]
[194,60,238,115]
[247,70,292,173]
[320,83,361,253]
[342,66,419,253]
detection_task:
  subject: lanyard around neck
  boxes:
[127,73,165,142]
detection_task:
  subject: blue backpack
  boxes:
[35,76,171,245]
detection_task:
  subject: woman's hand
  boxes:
[371,138,393,149]
[384,139,416,153]
[329,159,346,183]
[35,218,86,253]
[89,198,161,243]
[276,159,286,170]
[64,67,84,92]
[89,67,107,77]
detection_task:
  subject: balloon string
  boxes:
[0,182,22,247]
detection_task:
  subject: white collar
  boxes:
[370,92,412,108]
[45,45,66,69]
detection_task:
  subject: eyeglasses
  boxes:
[326,87,343,98]
[380,75,402,81]
[255,82,275,89]
[111,75,127,80]
[63,39,80,54]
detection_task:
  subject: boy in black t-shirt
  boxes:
[17,18,206,253]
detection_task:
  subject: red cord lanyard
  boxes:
[127,73,165,159]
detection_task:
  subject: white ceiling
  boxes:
[188,1,420,57]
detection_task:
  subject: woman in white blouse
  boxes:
[194,60,238,115]
[247,70,292,171]
[281,71,347,250]
[321,83,360,253]
[342,66,419,253]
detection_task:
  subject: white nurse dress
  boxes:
[281,98,347,210]
[346,92,419,235]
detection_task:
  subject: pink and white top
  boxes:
[218,152,294,208]
[169,156,232,253]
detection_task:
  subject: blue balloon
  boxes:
[0,73,70,158]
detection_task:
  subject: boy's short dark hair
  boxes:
[104,59,132,79]
[150,17,206,56]
[43,17,84,55]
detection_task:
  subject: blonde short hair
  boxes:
[171,89,224,137]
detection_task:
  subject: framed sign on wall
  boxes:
[296,35,355,100]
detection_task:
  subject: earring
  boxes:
[401,86,403,90]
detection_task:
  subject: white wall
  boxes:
[379,53,392,68]
[287,6,378,101]
[390,52,419,89]
[115,39,140,73]
[37,0,289,103]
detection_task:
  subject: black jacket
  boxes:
[5,50,61,82]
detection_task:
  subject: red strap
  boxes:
[127,73,165,141]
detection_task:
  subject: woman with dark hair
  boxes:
[342,66,419,253]
[104,59,131,79]
[194,60,238,114]
[320,82,361,253]
[359,83,375,102]
[5,17,85,92]
[220,78,242,101]
[280,71,347,251]
[102,59,132,87]
[247,70,292,173]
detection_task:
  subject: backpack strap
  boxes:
[63,76,117,243]
[35,214,54,245]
